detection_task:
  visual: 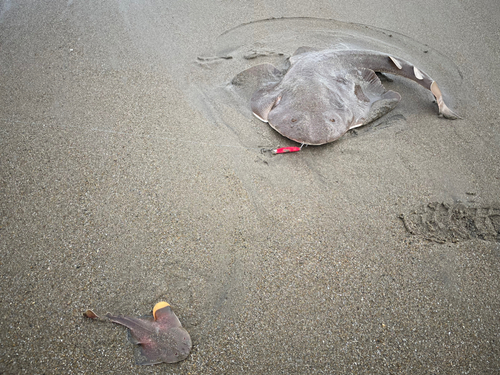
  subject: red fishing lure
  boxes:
[272,146,301,154]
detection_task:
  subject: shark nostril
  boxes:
[291,118,297,123]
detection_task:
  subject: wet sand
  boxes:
[1,0,499,373]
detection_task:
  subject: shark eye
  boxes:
[330,118,336,122]
[291,118,297,123]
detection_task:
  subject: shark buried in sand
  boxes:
[234,47,459,150]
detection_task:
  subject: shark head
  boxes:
[255,76,360,145]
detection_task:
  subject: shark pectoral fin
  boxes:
[154,306,182,329]
[361,90,401,125]
[292,46,322,56]
[355,68,387,99]
[251,88,281,123]
[430,81,461,119]
[231,63,282,92]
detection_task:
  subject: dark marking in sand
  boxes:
[197,55,233,61]
[400,202,500,243]
[243,49,285,60]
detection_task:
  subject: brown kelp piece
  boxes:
[106,302,192,365]
[83,309,99,319]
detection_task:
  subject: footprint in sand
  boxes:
[400,202,500,243]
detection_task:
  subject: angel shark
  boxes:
[234,47,459,146]
[106,302,191,365]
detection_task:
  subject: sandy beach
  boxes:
[1,0,499,373]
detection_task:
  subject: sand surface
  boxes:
[1,0,500,373]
